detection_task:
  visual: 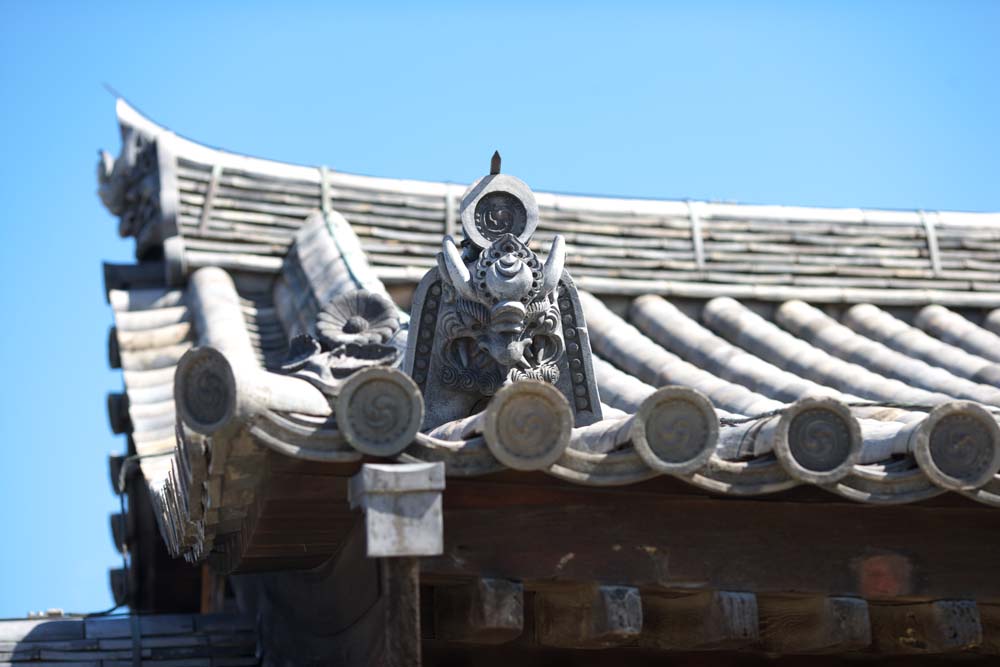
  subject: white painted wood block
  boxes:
[349,462,445,558]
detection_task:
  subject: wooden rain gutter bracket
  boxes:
[349,462,446,667]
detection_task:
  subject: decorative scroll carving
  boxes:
[281,289,403,396]
[404,156,602,429]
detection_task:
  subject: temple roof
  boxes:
[0,612,255,665]
[100,100,1000,571]
[103,99,1000,306]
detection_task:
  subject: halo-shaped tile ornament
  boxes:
[484,380,572,471]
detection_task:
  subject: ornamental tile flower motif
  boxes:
[280,289,403,396]
[316,290,400,349]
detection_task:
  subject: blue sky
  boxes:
[0,1,998,616]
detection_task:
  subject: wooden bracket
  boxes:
[535,585,642,648]
[641,590,758,651]
[435,578,524,644]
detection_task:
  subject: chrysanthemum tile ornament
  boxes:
[404,153,602,429]
[281,289,404,395]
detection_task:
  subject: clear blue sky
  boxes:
[0,1,997,617]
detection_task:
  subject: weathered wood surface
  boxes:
[535,585,642,648]
[869,600,983,654]
[382,557,423,667]
[422,474,1000,601]
[641,591,758,651]
[421,644,991,666]
[758,596,871,654]
[434,579,524,644]
[235,517,424,666]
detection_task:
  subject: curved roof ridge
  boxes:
[115,99,1000,229]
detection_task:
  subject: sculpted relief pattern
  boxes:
[405,156,602,429]
[281,289,403,396]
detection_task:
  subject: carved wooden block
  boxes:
[349,462,445,558]
[759,596,871,654]
[434,578,524,644]
[869,600,982,654]
[535,585,642,648]
[640,591,758,651]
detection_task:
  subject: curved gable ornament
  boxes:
[404,154,603,430]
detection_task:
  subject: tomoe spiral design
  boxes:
[336,368,424,458]
[484,380,572,470]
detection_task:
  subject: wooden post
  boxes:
[381,557,422,667]
[350,463,446,666]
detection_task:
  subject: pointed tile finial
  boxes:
[490,151,501,175]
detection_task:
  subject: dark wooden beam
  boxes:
[869,600,981,654]
[434,578,524,644]
[535,585,642,649]
[424,475,1000,601]
[640,591,757,651]
[759,596,870,654]
[980,603,1000,655]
